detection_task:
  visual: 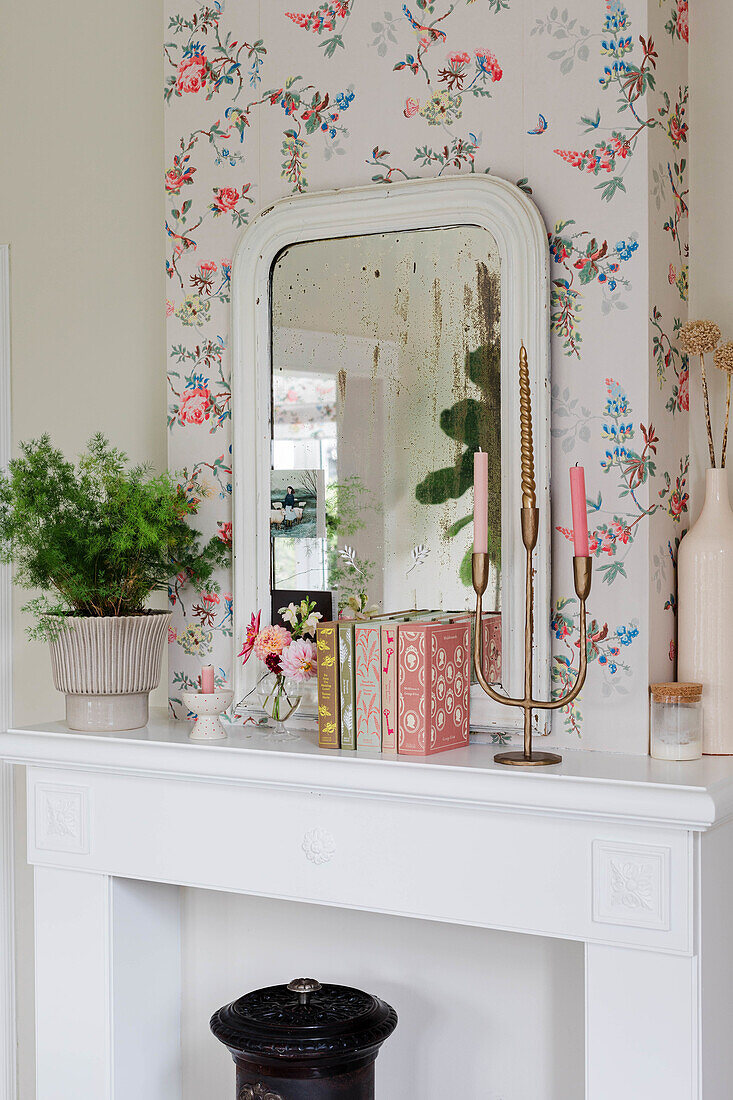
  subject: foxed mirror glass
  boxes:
[232,178,551,734]
[270,226,501,619]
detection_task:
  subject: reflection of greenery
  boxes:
[415,343,501,586]
[325,476,377,610]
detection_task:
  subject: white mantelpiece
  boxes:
[4,713,733,1099]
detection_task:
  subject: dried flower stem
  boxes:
[700,353,717,468]
[723,373,732,469]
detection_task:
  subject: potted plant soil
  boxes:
[0,434,228,731]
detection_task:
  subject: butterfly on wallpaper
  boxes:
[402,4,447,44]
[527,113,548,135]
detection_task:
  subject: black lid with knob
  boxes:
[210,977,398,1076]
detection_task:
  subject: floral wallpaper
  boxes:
[164,0,689,753]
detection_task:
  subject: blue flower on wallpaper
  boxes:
[336,90,355,110]
[601,35,632,55]
[600,60,631,87]
[601,421,633,443]
[183,39,205,59]
[603,0,630,34]
[600,446,629,471]
[617,624,639,646]
[616,239,639,261]
[604,380,630,418]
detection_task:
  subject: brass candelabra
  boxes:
[472,345,592,766]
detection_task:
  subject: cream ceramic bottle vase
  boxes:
[678,469,733,754]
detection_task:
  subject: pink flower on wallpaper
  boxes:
[668,489,687,518]
[200,260,218,273]
[669,115,687,146]
[475,48,503,81]
[677,368,689,411]
[677,0,689,42]
[610,520,631,545]
[403,97,420,118]
[280,638,317,682]
[448,51,470,66]
[217,521,233,546]
[668,263,677,285]
[168,627,177,644]
[176,51,207,94]
[212,186,240,213]
[165,166,194,193]
[166,299,175,317]
[179,383,213,426]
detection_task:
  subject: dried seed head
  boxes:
[714,342,733,375]
[679,319,721,356]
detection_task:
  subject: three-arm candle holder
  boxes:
[472,346,592,766]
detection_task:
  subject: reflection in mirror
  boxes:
[270,226,501,622]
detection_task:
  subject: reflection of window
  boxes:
[273,373,337,440]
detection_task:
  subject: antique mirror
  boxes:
[232,177,550,735]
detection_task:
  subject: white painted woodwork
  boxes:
[4,712,733,1098]
[34,867,180,1100]
[231,176,552,735]
[585,945,697,1099]
[0,244,15,1100]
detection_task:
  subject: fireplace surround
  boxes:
[4,711,733,1098]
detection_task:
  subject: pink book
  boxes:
[482,613,502,683]
[380,622,399,752]
[398,621,470,756]
[355,622,382,749]
[447,611,502,684]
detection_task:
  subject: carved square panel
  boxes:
[592,841,670,931]
[34,784,89,855]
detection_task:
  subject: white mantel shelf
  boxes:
[5,713,733,830]
[5,713,733,1099]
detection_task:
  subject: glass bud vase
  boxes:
[678,468,733,754]
[257,672,302,730]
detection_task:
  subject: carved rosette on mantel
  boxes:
[678,468,733,754]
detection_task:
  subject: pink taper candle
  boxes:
[200,665,215,694]
[473,450,489,553]
[569,466,590,557]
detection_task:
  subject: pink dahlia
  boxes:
[280,638,317,683]
[238,611,261,665]
[253,624,291,662]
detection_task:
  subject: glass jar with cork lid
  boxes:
[649,682,703,760]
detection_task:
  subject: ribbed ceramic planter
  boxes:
[48,611,171,732]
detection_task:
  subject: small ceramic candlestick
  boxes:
[183,690,233,741]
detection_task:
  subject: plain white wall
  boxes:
[0,2,167,727]
[184,890,584,1100]
[0,1,165,1095]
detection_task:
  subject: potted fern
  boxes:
[0,434,228,731]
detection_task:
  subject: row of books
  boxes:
[316,609,501,756]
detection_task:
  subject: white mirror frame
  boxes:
[232,176,551,737]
